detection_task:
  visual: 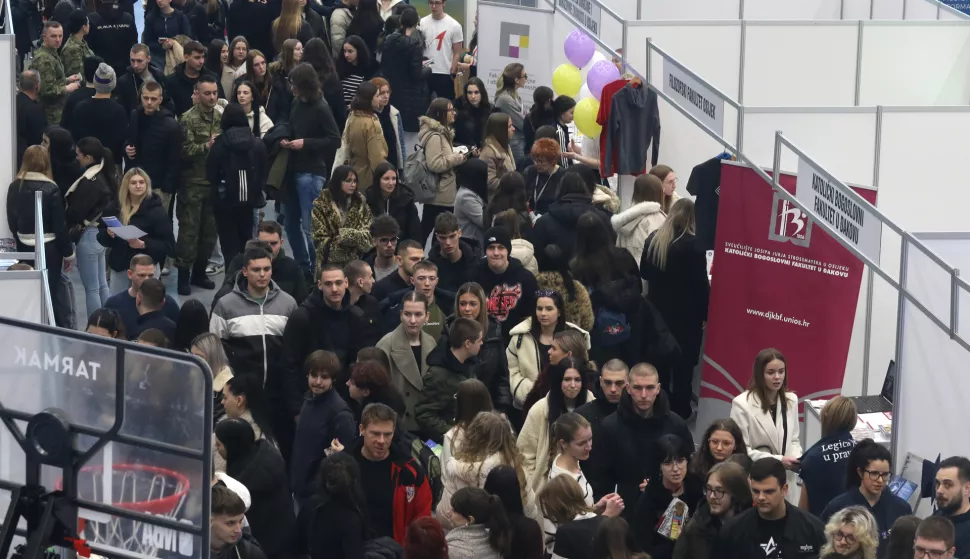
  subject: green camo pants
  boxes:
[175,183,217,269]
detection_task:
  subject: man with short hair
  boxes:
[60,54,100,128]
[415,317,483,442]
[69,62,128,165]
[132,277,176,342]
[282,265,376,422]
[477,226,538,340]
[717,457,826,559]
[365,215,400,281]
[86,0,138,76]
[104,254,180,333]
[220,222,309,303]
[576,359,629,501]
[345,259,381,335]
[418,0,463,101]
[16,70,47,167]
[60,9,94,78]
[915,516,958,559]
[176,75,222,295]
[115,44,168,115]
[600,363,694,518]
[210,485,266,559]
[126,79,182,212]
[372,239,424,302]
[33,21,82,124]
[381,260,455,339]
[428,211,479,292]
[346,403,433,544]
[935,456,970,557]
[164,40,223,117]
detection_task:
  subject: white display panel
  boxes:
[628,23,742,100]
[905,0,943,19]
[636,0,740,20]
[653,95,739,194]
[0,36,15,246]
[843,0,875,18]
[872,0,906,18]
[740,108,878,186]
[896,235,970,470]
[741,23,858,106]
[742,0,841,20]
[859,24,970,105]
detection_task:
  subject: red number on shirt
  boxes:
[434,31,446,50]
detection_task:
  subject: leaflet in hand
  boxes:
[102,216,147,241]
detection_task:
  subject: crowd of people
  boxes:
[7,0,970,558]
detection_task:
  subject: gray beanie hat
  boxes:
[93,63,116,94]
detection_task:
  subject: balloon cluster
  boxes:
[551,29,620,137]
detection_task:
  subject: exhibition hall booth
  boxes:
[478,0,970,512]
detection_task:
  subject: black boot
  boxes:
[177,268,192,296]
[191,260,216,289]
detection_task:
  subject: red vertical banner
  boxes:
[698,163,876,425]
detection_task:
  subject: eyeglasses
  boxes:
[834,531,856,544]
[703,485,726,499]
[662,458,687,470]
[377,236,398,245]
[914,546,950,558]
[862,469,892,482]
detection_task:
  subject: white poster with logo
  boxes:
[477,2,553,112]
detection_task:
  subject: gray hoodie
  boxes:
[604,82,660,175]
[445,525,502,559]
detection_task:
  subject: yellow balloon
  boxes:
[574,97,602,137]
[552,64,582,97]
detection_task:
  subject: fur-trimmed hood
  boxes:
[611,201,663,235]
[418,115,455,140]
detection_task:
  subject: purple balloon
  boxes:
[564,29,596,69]
[586,60,621,101]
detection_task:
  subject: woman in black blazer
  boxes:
[640,198,709,420]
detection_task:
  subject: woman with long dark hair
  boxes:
[641,198,709,419]
[337,35,376,110]
[688,418,748,480]
[594,517,651,559]
[480,112,516,199]
[536,243,595,332]
[142,0,191,70]
[418,97,473,241]
[296,452,372,559]
[346,0,384,56]
[222,374,276,444]
[485,466,544,559]
[233,50,275,112]
[612,173,666,266]
[523,86,555,156]
[445,487,514,559]
[266,38,302,124]
[343,82,388,191]
[311,165,373,267]
[517,356,594,492]
[366,161,421,242]
[206,39,235,97]
[67,137,115,318]
[301,37,347,130]
[226,36,249,79]
[570,211,639,292]
[454,77,492,148]
[370,77,406,170]
[43,126,82,195]
[232,80,273,138]
[493,63,527,165]
[484,171,531,233]
[380,7,429,135]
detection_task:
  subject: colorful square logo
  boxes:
[500,22,530,59]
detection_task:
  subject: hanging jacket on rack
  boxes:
[686,156,726,252]
[598,79,660,178]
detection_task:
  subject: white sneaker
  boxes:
[161,266,171,277]
[206,264,224,276]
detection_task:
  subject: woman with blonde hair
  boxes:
[612,173,666,266]
[7,145,75,327]
[191,331,234,423]
[441,378,493,472]
[537,471,623,556]
[271,0,312,55]
[493,63,527,164]
[822,506,879,559]
[799,396,858,515]
[438,411,538,525]
[97,168,174,294]
[640,198,708,420]
[650,164,681,213]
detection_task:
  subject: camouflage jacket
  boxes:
[60,36,93,79]
[179,104,222,186]
[32,46,67,105]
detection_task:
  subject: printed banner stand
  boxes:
[662,56,725,137]
[697,162,876,435]
[555,0,601,37]
[477,2,554,112]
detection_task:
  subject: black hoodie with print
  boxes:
[478,256,539,341]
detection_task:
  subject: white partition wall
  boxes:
[859,23,970,105]
[628,0,968,20]
[742,0,842,19]
[741,22,859,106]
[635,0,740,20]
[0,30,16,246]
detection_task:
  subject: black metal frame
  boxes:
[0,315,213,559]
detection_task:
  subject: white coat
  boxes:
[730,390,803,461]
[611,201,666,266]
[517,394,595,493]
[507,318,591,409]
[511,238,539,277]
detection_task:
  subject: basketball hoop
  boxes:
[56,464,191,557]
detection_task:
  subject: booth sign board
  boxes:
[795,159,882,266]
[662,57,724,137]
[556,0,601,37]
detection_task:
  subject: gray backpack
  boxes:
[403,134,438,204]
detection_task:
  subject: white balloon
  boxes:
[577,84,592,101]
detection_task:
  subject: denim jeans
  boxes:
[76,226,109,318]
[284,172,324,274]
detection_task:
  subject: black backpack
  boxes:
[395,430,443,509]
[220,143,265,208]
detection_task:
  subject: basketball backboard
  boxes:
[0,316,213,559]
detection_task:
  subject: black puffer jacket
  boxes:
[381,31,429,133]
[600,390,694,520]
[127,107,182,194]
[64,164,113,235]
[225,440,295,559]
[6,173,74,259]
[206,125,268,207]
[266,65,295,124]
[87,5,139,75]
[529,193,613,271]
[366,184,422,243]
[453,97,489,148]
[97,193,175,271]
[437,314,512,412]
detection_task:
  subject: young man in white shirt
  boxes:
[418,0,463,100]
